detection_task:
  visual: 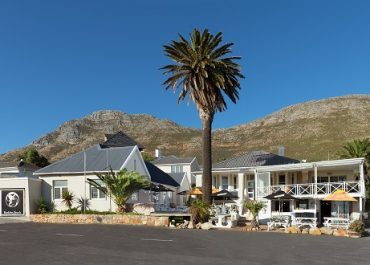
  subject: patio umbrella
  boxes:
[323,189,357,202]
[323,189,357,218]
[264,190,296,214]
[185,187,219,196]
[211,190,239,200]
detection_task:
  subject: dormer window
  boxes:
[171,165,183,173]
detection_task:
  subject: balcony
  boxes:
[256,181,362,198]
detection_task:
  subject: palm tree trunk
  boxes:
[200,110,214,204]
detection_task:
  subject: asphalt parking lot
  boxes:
[0,223,369,265]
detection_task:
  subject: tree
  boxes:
[19,148,49,168]
[337,138,370,209]
[244,200,265,230]
[87,169,149,213]
[161,29,244,203]
[142,152,155,161]
[337,138,370,177]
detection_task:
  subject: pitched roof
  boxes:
[101,131,144,150]
[168,172,186,186]
[213,151,300,169]
[35,145,134,175]
[145,162,180,187]
[152,155,195,165]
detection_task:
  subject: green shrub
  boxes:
[36,197,48,214]
[188,200,210,224]
[349,220,365,234]
[62,191,75,209]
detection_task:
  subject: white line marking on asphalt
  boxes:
[140,238,173,242]
[56,233,84,237]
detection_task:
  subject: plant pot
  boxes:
[347,230,362,238]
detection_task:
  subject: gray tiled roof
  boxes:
[213,151,300,169]
[101,131,144,150]
[152,155,195,165]
[145,162,180,187]
[35,145,134,175]
[168,172,186,186]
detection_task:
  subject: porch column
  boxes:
[359,161,365,197]
[254,170,258,199]
[238,172,245,214]
[314,164,318,198]
[359,197,363,220]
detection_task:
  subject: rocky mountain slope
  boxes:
[1,94,369,163]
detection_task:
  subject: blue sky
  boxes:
[1,0,370,154]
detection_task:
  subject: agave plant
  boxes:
[77,197,90,212]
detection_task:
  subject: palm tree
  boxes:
[244,200,265,230]
[161,29,244,203]
[87,169,149,213]
[337,138,370,174]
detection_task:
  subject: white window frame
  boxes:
[90,180,106,199]
[171,165,183,173]
[53,180,68,200]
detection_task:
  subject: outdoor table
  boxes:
[323,217,350,229]
[293,217,317,228]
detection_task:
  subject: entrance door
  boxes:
[320,201,331,224]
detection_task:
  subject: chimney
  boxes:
[155,149,161,158]
[278,146,285,157]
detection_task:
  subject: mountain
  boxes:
[1,94,370,164]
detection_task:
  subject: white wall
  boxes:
[39,148,152,212]
[0,177,42,216]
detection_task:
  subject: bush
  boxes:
[36,197,48,214]
[188,200,210,224]
[349,220,365,234]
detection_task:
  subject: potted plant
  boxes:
[348,220,365,238]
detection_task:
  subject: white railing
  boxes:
[256,181,361,198]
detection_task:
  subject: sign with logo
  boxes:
[2,190,24,216]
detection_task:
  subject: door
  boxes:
[320,201,331,224]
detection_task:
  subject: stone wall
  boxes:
[30,214,169,227]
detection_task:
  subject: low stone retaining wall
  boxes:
[285,226,362,238]
[30,214,169,227]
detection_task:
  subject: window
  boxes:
[212,176,217,188]
[90,180,106,199]
[53,180,68,200]
[171,165,183,173]
[221,176,228,190]
[247,177,255,199]
[279,175,285,185]
[317,176,346,183]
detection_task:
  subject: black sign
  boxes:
[2,190,24,216]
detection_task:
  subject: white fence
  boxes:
[256,181,361,198]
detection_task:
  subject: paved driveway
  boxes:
[0,223,368,265]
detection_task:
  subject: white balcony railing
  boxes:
[256,181,361,198]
